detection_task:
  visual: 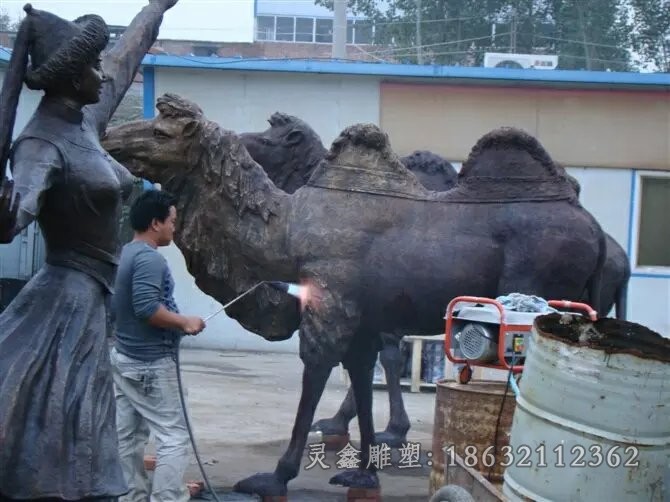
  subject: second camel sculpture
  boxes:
[238,109,630,447]
[102,93,607,497]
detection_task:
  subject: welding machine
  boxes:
[444,296,597,384]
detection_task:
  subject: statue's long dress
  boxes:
[0,98,133,498]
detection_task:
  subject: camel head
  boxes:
[102,93,205,182]
[400,150,457,191]
[103,93,299,343]
[239,112,327,194]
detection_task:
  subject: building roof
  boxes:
[2,47,669,91]
[139,54,670,91]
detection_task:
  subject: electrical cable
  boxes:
[487,353,515,482]
[175,343,221,502]
[174,280,294,501]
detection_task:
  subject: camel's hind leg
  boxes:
[310,331,410,447]
[375,332,410,448]
[310,382,356,436]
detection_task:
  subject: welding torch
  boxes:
[203,281,303,322]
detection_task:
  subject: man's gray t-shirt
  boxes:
[112,240,182,361]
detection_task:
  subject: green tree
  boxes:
[545,0,632,71]
[316,0,633,70]
[0,9,18,31]
[628,0,670,71]
[318,0,510,65]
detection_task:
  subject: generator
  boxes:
[444,296,597,384]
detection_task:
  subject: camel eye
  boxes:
[153,129,170,139]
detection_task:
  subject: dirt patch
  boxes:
[535,313,670,363]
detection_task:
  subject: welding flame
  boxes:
[278,279,323,312]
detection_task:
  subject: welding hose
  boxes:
[174,280,295,501]
[175,343,221,502]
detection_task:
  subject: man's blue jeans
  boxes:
[110,347,190,502]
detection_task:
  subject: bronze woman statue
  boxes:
[0,1,178,499]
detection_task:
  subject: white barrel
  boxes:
[502,316,670,502]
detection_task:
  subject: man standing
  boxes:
[110,190,206,501]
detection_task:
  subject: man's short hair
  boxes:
[129,190,177,232]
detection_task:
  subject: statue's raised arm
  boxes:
[88,0,178,134]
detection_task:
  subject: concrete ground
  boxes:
[154,348,441,501]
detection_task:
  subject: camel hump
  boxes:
[460,126,561,179]
[446,127,577,204]
[307,123,430,200]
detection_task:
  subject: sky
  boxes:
[2,0,257,42]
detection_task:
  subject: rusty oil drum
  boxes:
[430,379,517,495]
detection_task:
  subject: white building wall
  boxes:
[154,67,381,146]
[564,167,631,248]
[566,167,669,337]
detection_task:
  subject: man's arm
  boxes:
[132,249,205,334]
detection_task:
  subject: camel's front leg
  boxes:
[234,274,360,497]
[233,362,333,496]
[329,358,379,489]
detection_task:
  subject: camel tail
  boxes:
[615,283,629,320]
[585,225,608,318]
[615,258,631,320]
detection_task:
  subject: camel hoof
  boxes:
[311,417,349,436]
[233,472,288,497]
[329,468,379,489]
[374,430,407,448]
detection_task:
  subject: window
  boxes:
[254,15,375,45]
[633,173,670,270]
[256,15,275,41]
[295,17,314,43]
[315,18,333,43]
[192,45,218,56]
[276,16,295,42]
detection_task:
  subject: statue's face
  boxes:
[102,111,198,181]
[75,57,106,105]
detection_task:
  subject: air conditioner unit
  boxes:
[484,52,558,70]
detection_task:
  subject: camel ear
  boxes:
[285,129,304,147]
[183,119,199,138]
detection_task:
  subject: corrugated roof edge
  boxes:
[138,54,670,88]
[2,47,669,89]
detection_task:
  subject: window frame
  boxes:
[254,14,374,45]
[295,17,316,43]
[255,15,277,41]
[629,170,670,276]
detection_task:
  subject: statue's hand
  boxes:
[0,177,20,244]
[151,0,179,11]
